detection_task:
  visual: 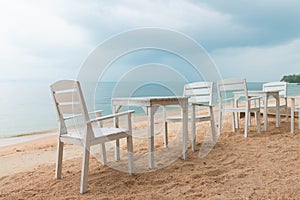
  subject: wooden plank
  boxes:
[217,78,245,85]
[189,96,211,103]
[184,88,211,96]
[58,104,82,114]
[219,83,245,91]
[263,82,286,87]
[184,82,212,89]
[263,82,287,97]
[263,86,285,91]
[51,80,78,91]
[54,91,80,103]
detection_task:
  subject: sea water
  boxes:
[0,81,299,138]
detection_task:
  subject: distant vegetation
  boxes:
[280,74,300,83]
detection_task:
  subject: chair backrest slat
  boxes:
[183,82,213,105]
[58,104,83,115]
[50,80,90,123]
[51,80,92,139]
[51,80,78,91]
[54,91,80,103]
[217,78,248,106]
[218,78,244,85]
[219,83,245,92]
[263,82,287,97]
[184,88,211,96]
[189,96,211,103]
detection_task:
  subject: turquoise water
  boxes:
[0,81,299,138]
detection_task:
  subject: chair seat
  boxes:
[167,115,211,122]
[60,127,128,145]
[222,107,260,112]
[261,103,286,107]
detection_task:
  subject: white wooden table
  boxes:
[112,96,189,169]
[290,96,300,133]
[233,90,280,131]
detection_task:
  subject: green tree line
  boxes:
[281,74,300,83]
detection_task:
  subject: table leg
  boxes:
[163,106,168,148]
[191,104,196,152]
[234,99,239,129]
[180,100,188,160]
[275,94,280,127]
[264,95,268,131]
[113,105,122,161]
[291,98,295,133]
[147,106,155,169]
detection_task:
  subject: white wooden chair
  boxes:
[50,80,134,194]
[165,82,216,152]
[263,82,288,121]
[217,78,261,138]
[291,96,300,133]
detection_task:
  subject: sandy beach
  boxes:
[0,111,299,199]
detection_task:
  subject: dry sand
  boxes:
[0,112,300,199]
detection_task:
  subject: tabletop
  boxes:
[112,96,189,107]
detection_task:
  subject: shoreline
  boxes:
[0,131,57,147]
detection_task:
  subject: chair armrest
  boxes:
[87,110,104,116]
[88,110,135,124]
[248,96,262,101]
[64,110,104,120]
[164,105,181,109]
[222,98,234,102]
[192,103,213,108]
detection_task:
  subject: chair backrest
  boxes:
[183,82,213,105]
[50,80,90,137]
[263,82,287,98]
[217,78,248,106]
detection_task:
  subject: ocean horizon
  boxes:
[0,80,299,138]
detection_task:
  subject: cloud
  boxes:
[0,0,91,81]
[57,0,238,47]
[0,0,299,81]
[201,0,300,47]
[211,38,300,81]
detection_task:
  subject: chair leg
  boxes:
[218,111,222,135]
[232,112,236,132]
[115,139,120,161]
[249,112,253,126]
[298,111,300,130]
[100,143,107,165]
[191,105,196,152]
[55,140,64,179]
[244,112,249,138]
[256,111,261,134]
[127,136,134,175]
[291,110,295,133]
[209,107,216,144]
[163,107,168,148]
[164,121,168,148]
[285,106,289,122]
[80,146,90,194]
[114,114,120,161]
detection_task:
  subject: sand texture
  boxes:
[0,113,300,199]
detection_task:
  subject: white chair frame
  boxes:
[51,80,134,194]
[217,78,261,138]
[263,82,288,121]
[291,96,300,133]
[164,82,216,151]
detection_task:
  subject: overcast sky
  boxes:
[1,0,299,82]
